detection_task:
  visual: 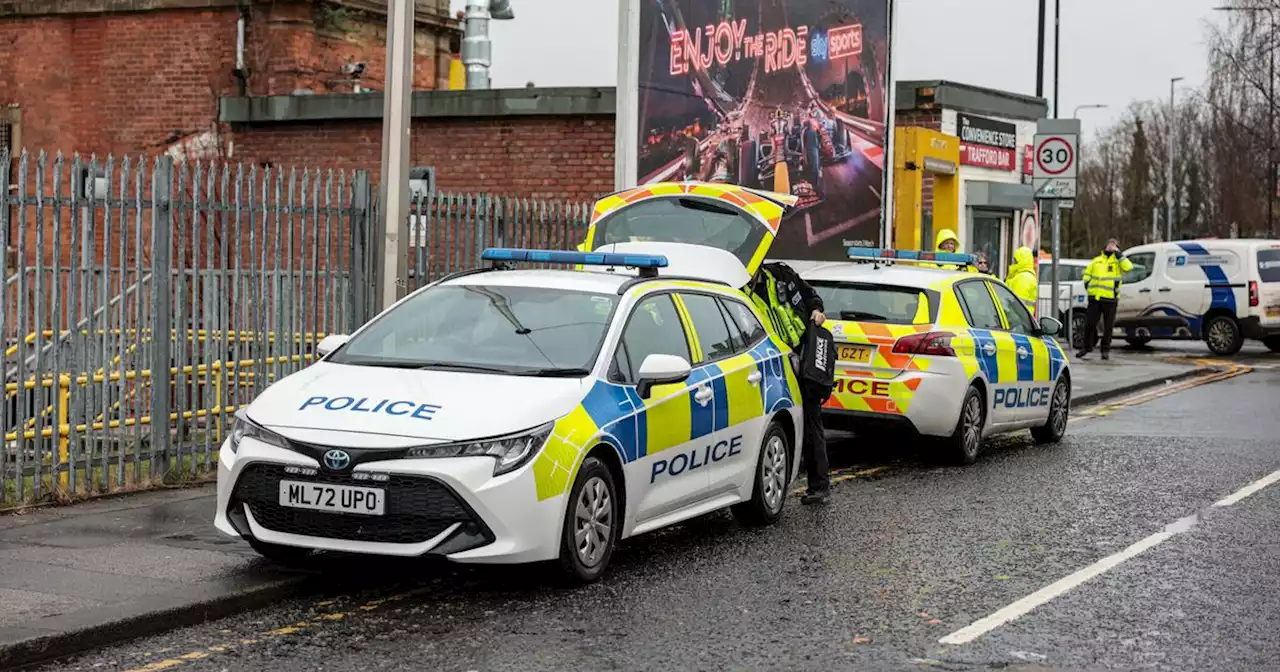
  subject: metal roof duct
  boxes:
[462,0,514,90]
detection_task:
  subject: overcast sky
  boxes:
[456,0,1223,138]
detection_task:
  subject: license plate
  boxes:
[1267,305,1280,318]
[278,480,385,516]
[837,344,873,363]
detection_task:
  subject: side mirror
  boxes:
[635,353,692,399]
[315,334,350,358]
[1038,316,1062,337]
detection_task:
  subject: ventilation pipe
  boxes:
[462,0,514,90]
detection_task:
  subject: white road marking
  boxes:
[1213,468,1280,508]
[939,467,1280,646]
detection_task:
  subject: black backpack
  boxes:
[800,324,837,395]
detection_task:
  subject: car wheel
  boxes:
[1263,335,1280,353]
[1031,378,1071,444]
[1070,311,1088,350]
[1124,336,1151,348]
[1204,315,1244,356]
[555,456,618,585]
[940,386,985,465]
[247,538,314,567]
[732,421,791,526]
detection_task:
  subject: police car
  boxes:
[799,248,1072,464]
[215,247,805,583]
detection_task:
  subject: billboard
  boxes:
[632,0,892,260]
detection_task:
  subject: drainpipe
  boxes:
[462,0,514,90]
[233,6,249,95]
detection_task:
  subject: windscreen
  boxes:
[590,197,765,267]
[328,285,618,376]
[1258,249,1280,283]
[811,281,935,325]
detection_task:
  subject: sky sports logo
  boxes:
[810,23,863,62]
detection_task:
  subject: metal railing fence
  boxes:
[1,150,375,506]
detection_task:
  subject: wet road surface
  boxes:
[36,365,1280,672]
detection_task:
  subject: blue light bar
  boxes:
[846,247,976,266]
[480,248,669,269]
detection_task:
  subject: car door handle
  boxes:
[694,385,714,406]
[1139,288,1151,293]
[1158,287,1172,292]
[746,370,763,386]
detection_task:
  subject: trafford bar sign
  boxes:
[958,112,1018,171]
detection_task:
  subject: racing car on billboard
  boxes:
[737,105,854,201]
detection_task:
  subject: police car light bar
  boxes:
[846,247,976,266]
[480,248,670,276]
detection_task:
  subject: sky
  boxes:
[454,0,1225,139]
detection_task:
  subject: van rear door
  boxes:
[1254,245,1280,325]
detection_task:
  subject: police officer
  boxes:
[747,262,831,505]
[928,229,979,272]
[1077,238,1133,360]
[1005,246,1038,316]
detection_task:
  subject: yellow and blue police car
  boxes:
[799,248,1072,464]
[214,246,805,584]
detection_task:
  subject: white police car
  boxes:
[215,247,805,583]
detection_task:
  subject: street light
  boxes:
[1073,103,1108,118]
[1168,77,1183,242]
[1215,5,1275,235]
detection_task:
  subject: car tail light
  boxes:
[1249,280,1259,307]
[892,331,957,356]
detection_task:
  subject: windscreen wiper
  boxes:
[511,367,592,377]
[839,310,887,321]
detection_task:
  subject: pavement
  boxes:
[0,348,1269,670]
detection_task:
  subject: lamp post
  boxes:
[1037,0,1047,97]
[1215,5,1275,235]
[1073,103,1107,118]
[1168,76,1184,242]
[1053,0,1061,117]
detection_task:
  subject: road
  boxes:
[36,359,1280,671]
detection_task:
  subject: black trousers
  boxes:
[1082,297,1118,353]
[800,381,830,493]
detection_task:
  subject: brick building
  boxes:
[0,0,616,203]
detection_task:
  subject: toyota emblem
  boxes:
[322,449,352,471]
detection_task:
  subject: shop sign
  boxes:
[957,113,1018,171]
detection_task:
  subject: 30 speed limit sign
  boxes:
[1033,129,1078,199]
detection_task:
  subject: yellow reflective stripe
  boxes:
[721,352,765,425]
[532,405,598,501]
[670,294,704,363]
[993,331,1018,383]
[1030,337,1051,381]
[644,382,692,455]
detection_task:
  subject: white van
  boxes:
[1038,258,1091,349]
[1113,239,1280,355]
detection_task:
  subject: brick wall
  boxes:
[896,109,942,218]
[0,1,452,159]
[228,116,617,201]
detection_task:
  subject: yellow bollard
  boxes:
[214,361,225,442]
[57,376,70,491]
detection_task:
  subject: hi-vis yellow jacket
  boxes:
[1005,246,1039,315]
[924,229,979,273]
[1083,251,1133,300]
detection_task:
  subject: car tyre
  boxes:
[247,537,314,567]
[1031,378,1071,444]
[555,456,619,586]
[732,421,791,526]
[1070,310,1089,350]
[1263,335,1280,353]
[1204,315,1244,356]
[1124,336,1151,348]
[939,386,985,465]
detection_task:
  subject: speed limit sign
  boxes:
[1033,125,1078,199]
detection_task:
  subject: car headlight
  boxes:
[404,422,553,476]
[228,410,288,454]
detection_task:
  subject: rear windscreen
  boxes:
[811,281,936,325]
[589,197,765,267]
[1259,249,1280,282]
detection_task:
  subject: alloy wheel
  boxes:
[1051,382,1069,434]
[962,395,982,457]
[760,434,788,514]
[573,477,613,568]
